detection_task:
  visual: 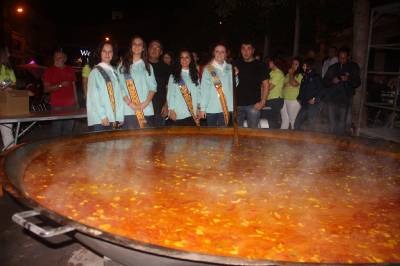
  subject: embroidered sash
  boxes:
[95,66,120,128]
[123,73,147,128]
[206,64,229,126]
[178,79,200,126]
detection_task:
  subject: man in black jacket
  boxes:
[323,47,361,135]
[148,40,172,127]
[294,58,325,131]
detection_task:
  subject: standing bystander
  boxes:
[0,47,16,148]
[234,41,269,128]
[148,40,171,126]
[323,47,361,135]
[43,49,79,137]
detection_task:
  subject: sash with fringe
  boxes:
[123,72,147,128]
[178,79,200,126]
[95,66,120,128]
[206,64,229,126]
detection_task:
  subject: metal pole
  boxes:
[232,67,239,145]
[357,8,374,135]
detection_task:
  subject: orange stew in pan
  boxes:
[23,135,400,264]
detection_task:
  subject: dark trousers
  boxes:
[50,106,77,137]
[89,124,113,132]
[206,112,232,127]
[265,98,284,129]
[153,114,166,127]
[167,117,197,126]
[294,103,321,131]
[123,115,154,129]
[50,120,75,137]
[327,102,350,135]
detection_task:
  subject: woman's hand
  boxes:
[129,102,142,112]
[101,117,110,126]
[140,100,149,111]
[169,110,177,121]
[198,111,206,119]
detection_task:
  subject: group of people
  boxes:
[83,37,360,135]
[85,36,237,130]
[235,44,360,135]
[0,38,361,150]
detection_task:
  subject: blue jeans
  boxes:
[89,124,113,132]
[264,98,284,129]
[153,114,166,127]
[238,105,260,128]
[207,112,230,127]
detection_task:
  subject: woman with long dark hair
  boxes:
[281,57,303,129]
[118,36,157,129]
[86,41,125,131]
[166,50,200,126]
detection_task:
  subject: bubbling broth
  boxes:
[23,134,400,264]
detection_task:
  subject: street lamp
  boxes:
[16,7,24,14]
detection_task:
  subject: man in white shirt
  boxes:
[322,46,338,78]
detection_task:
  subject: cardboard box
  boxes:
[0,90,30,116]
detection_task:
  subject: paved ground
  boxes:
[0,119,398,266]
[0,119,107,266]
[0,193,104,266]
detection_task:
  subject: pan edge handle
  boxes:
[12,210,75,238]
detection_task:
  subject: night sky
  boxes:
[16,0,398,62]
[30,0,226,53]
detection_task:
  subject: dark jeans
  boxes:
[238,105,260,128]
[123,115,154,129]
[327,102,350,135]
[294,103,321,131]
[206,112,232,127]
[153,114,166,127]
[51,120,75,137]
[50,105,77,137]
[167,117,196,126]
[89,124,113,132]
[264,98,284,129]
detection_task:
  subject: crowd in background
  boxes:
[0,38,363,148]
